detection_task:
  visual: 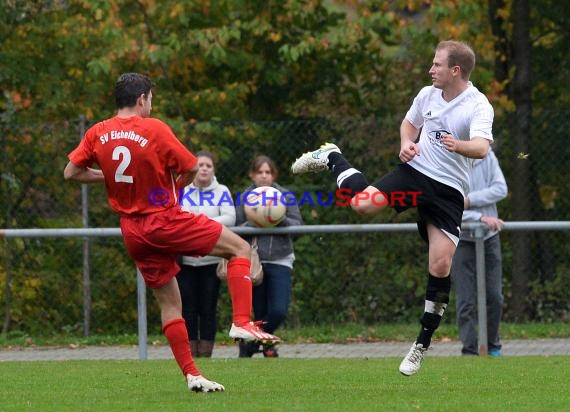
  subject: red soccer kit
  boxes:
[68,116,222,288]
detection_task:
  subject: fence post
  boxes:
[474,223,488,356]
[79,114,91,337]
[137,268,148,360]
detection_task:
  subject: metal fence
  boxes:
[2,222,569,359]
[1,115,570,355]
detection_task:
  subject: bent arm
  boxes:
[400,119,420,146]
[176,165,199,189]
[442,136,490,159]
[399,119,421,162]
[63,161,105,183]
[459,137,490,159]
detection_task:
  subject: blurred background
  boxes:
[0,0,568,337]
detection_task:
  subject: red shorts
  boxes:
[120,206,222,289]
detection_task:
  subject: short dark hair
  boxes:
[114,73,153,109]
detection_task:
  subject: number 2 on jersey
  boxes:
[112,146,134,183]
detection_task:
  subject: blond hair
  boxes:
[436,41,476,80]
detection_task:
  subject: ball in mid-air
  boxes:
[244,186,287,228]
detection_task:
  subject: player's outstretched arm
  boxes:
[63,161,105,183]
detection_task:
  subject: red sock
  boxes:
[162,318,200,377]
[227,257,252,326]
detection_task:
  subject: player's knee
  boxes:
[349,188,388,215]
[350,199,386,215]
[234,239,252,258]
[429,259,452,277]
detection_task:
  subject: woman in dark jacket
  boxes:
[236,155,303,357]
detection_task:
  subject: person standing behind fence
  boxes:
[452,148,507,356]
[63,72,280,393]
[176,151,236,358]
[291,40,494,376]
[236,155,303,358]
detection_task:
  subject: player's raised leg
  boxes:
[291,142,341,174]
[292,143,390,215]
[209,226,281,343]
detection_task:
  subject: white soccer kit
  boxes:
[405,82,494,196]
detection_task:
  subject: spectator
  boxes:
[452,148,507,356]
[177,151,236,358]
[236,155,303,358]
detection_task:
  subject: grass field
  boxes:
[1,357,568,412]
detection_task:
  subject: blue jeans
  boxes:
[452,234,503,355]
[253,263,292,334]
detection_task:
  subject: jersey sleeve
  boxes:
[154,120,197,173]
[68,129,96,167]
[405,86,431,129]
[470,99,494,141]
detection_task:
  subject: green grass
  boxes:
[0,357,568,411]
[2,322,569,348]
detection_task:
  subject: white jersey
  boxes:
[405,82,494,196]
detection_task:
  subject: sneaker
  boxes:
[262,342,279,358]
[238,340,261,358]
[488,348,502,357]
[399,342,427,376]
[187,374,225,393]
[291,142,341,174]
[229,321,281,343]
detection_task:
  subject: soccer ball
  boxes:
[244,186,287,228]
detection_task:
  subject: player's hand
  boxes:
[441,134,460,152]
[399,142,420,162]
[481,216,505,232]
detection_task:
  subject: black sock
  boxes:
[328,152,368,198]
[416,274,450,348]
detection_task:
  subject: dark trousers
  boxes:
[253,263,292,334]
[176,263,220,341]
[452,234,503,354]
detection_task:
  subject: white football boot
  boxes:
[399,342,428,376]
[229,321,281,342]
[187,374,225,393]
[291,142,341,174]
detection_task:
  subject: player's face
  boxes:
[251,162,274,187]
[194,156,214,187]
[429,50,455,90]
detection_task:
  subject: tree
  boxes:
[1,1,568,333]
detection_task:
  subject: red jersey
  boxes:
[68,116,197,215]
